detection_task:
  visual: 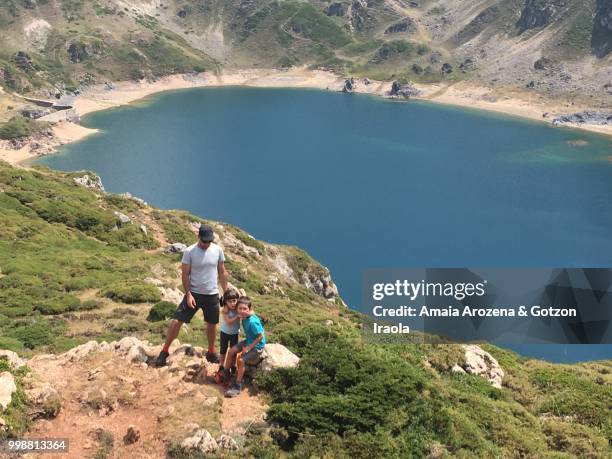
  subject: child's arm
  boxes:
[245,333,263,352]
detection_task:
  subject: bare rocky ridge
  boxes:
[0,337,299,458]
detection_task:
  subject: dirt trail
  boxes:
[17,342,267,459]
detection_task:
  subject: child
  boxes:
[224,296,266,397]
[214,289,240,384]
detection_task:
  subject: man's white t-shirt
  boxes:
[181,243,225,295]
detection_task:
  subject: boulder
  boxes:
[126,345,148,364]
[166,243,188,253]
[259,343,300,373]
[25,380,61,418]
[462,345,504,388]
[0,350,26,371]
[216,434,238,450]
[181,428,218,454]
[0,372,17,411]
[113,211,131,225]
[342,78,355,93]
[73,174,105,192]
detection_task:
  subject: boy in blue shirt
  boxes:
[224,296,266,397]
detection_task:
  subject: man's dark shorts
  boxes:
[235,340,265,364]
[173,293,220,324]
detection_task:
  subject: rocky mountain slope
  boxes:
[0,161,611,457]
[0,0,610,113]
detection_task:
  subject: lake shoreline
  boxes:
[2,67,611,166]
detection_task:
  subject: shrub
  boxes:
[102,281,161,303]
[35,294,81,315]
[147,301,176,322]
[0,116,32,139]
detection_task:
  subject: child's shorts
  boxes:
[220,331,239,355]
[235,340,264,364]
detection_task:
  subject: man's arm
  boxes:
[182,263,196,308]
[218,260,228,293]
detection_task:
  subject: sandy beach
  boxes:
[1,67,610,166]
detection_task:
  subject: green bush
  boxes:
[257,326,448,455]
[0,116,33,140]
[35,294,81,315]
[147,301,176,322]
[102,281,161,303]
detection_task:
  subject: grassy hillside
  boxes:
[0,160,610,457]
[0,160,350,355]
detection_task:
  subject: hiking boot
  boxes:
[225,382,242,398]
[155,350,169,367]
[205,351,220,364]
[229,366,237,375]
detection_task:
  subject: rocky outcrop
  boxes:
[300,269,339,299]
[454,345,504,388]
[517,0,564,33]
[324,2,346,17]
[0,349,26,370]
[0,372,16,411]
[552,111,612,126]
[67,40,104,63]
[113,211,131,225]
[342,77,355,93]
[384,17,416,35]
[592,0,612,57]
[24,379,61,418]
[389,81,421,98]
[181,426,219,454]
[73,173,105,192]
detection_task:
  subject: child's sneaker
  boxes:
[229,366,237,375]
[155,351,169,367]
[225,382,242,398]
[205,351,220,363]
[213,368,225,385]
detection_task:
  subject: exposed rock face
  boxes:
[389,81,421,98]
[0,350,26,370]
[517,0,562,33]
[455,6,498,43]
[324,2,346,17]
[73,173,105,192]
[384,17,416,34]
[552,111,612,126]
[441,62,453,74]
[300,269,339,300]
[592,0,612,57]
[534,57,553,71]
[12,51,35,73]
[67,41,103,63]
[0,372,16,411]
[462,345,504,388]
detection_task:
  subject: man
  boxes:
[155,224,228,366]
[224,296,266,397]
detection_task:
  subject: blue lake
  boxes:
[37,87,612,362]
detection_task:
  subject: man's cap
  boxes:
[198,224,214,242]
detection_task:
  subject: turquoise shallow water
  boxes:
[37,87,612,362]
